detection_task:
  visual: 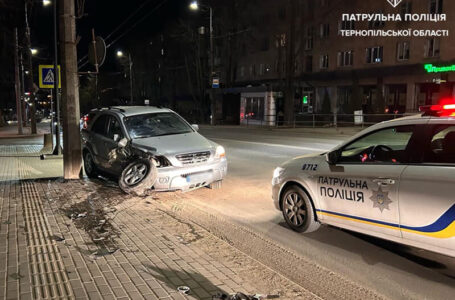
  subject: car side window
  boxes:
[91,115,109,137]
[107,116,124,141]
[423,125,455,164]
[339,125,415,164]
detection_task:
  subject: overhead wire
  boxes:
[78,0,168,70]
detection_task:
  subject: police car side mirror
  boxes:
[326,150,340,165]
[192,124,199,132]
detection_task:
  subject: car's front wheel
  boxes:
[118,159,157,197]
[281,185,320,233]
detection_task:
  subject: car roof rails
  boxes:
[108,106,126,113]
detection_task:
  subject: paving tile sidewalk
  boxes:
[0,143,311,300]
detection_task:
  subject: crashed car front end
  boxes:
[125,142,227,192]
[154,151,228,191]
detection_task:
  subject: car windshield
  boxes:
[124,112,193,139]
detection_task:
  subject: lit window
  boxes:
[366,46,383,64]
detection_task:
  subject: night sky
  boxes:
[31,0,187,70]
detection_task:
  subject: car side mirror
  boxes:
[192,124,199,132]
[326,150,340,165]
[118,138,128,148]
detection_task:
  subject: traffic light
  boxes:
[303,96,308,105]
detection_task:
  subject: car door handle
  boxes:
[373,178,396,186]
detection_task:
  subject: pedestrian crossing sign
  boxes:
[39,65,61,89]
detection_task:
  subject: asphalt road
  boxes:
[184,126,455,300]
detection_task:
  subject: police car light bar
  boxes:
[420,100,455,116]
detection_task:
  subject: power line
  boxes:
[78,0,168,69]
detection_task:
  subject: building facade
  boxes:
[221,0,455,125]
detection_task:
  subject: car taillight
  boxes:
[420,99,455,117]
[82,115,89,129]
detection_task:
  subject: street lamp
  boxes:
[43,0,51,6]
[189,1,199,10]
[30,48,38,55]
[189,1,215,125]
[116,50,133,105]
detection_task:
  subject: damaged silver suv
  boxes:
[81,106,227,195]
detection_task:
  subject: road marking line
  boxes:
[209,137,331,152]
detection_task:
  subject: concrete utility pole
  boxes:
[284,0,297,126]
[59,0,82,179]
[24,1,37,134]
[14,28,24,135]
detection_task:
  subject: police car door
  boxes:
[318,125,416,238]
[399,122,455,255]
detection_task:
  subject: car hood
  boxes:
[131,132,215,156]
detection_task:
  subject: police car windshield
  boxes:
[124,113,193,139]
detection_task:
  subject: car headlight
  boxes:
[215,145,226,159]
[273,167,284,179]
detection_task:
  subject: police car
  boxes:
[272,101,455,257]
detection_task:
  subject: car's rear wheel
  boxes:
[84,150,98,179]
[118,159,157,197]
[281,185,320,233]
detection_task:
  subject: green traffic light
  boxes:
[303,96,308,104]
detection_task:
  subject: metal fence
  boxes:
[243,113,407,128]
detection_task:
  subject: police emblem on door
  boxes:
[387,0,403,7]
[370,186,392,212]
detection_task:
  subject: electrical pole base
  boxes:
[52,145,62,156]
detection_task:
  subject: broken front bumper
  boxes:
[153,158,227,191]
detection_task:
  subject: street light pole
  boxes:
[129,53,133,105]
[53,0,61,154]
[24,1,37,134]
[209,6,215,125]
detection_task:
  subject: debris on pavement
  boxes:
[49,235,65,242]
[177,286,191,295]
[60,193,121,248]
[212,293,280,300]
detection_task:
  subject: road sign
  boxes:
[212,78,220,89]
[39,65,61,89]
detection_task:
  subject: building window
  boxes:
[261,37,270,51]
[305,26,314,50]
[429,0,443,14]
[249,64,256,77]
[400,1,412,18]
[320,24,330,38]
[338,51,354,67]
[245,97,264,120]
[259,64,265,76]
[339,20,355,32]
[305,55,313,72]
[240,66,245,77]
[320,54,329,69]
[397,41,410,60]
[276,33,286,48]
[369,12,385,29]
[425,38,440,57]
[366,46,383,64]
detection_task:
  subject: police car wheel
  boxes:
[281,185,320,233]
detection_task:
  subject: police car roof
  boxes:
[93,106,173,117]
